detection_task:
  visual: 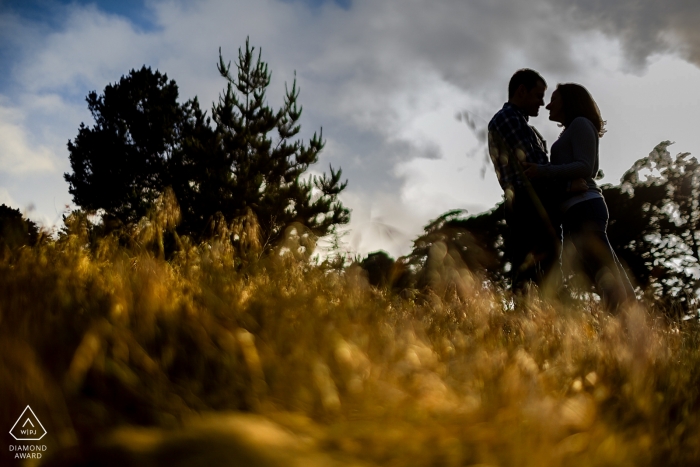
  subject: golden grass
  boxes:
[2,221,700,466]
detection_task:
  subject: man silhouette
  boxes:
[488,69,570,292]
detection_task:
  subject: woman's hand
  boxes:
[568,178,589,193]
[522,162,542,179]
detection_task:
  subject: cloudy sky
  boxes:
[1,0,699,258]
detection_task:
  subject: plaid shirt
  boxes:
[488,103,549,191]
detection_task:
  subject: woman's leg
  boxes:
[563,198,633,311]
[609,242,636,302]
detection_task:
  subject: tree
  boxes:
[401,208,506,290]
[0,204,39,251]
[360,251,397,289]
[65,66,201,226]
[183,38,349,246]
[65,40,350,251]
[605,142,700,308]
[0,204,39,249]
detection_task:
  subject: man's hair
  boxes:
[508,69,547,99]
[556,83,606,137]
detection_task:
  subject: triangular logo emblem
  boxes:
[9,406,47,441]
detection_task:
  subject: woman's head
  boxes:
[546,83,606,137]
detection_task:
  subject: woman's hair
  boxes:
[556,83,606,137]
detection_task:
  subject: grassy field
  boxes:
[2,217,700,466]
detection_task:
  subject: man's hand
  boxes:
[522,162,542,179]
[568,178,588,193]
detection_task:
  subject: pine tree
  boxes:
[195,38,349,248]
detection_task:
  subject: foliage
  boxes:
[3,224,700,466]
[65,39,349,251]
[606,141,700,310]
[0,204,40,252]
[402,208,506,289]
[359,250,396,288]
[64,66,200,225]
[198,38,349,245]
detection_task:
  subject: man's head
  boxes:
[508,69,547,117]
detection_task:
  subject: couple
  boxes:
[488,68,634,311]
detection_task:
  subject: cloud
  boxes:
[0,187,17,207]
[546,0,700,71]
[14,5,157,96]
[337,190,423,258]
[0,104,55,174]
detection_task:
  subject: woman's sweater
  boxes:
[538,116,603,211]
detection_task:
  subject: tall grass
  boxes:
[2,206,700,466]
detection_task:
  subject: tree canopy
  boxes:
[606,141,700,308]
[0,204,39,252]
[65,66,192,225]
[173,39,349,245]
[65,38,349,252]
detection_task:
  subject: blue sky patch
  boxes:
[0,0,157,31]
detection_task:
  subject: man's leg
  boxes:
[505,193,557,293]
[504,204,528,292]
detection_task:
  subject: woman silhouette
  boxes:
[524,83,635,311]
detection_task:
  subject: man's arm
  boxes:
[487,129,512,191]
